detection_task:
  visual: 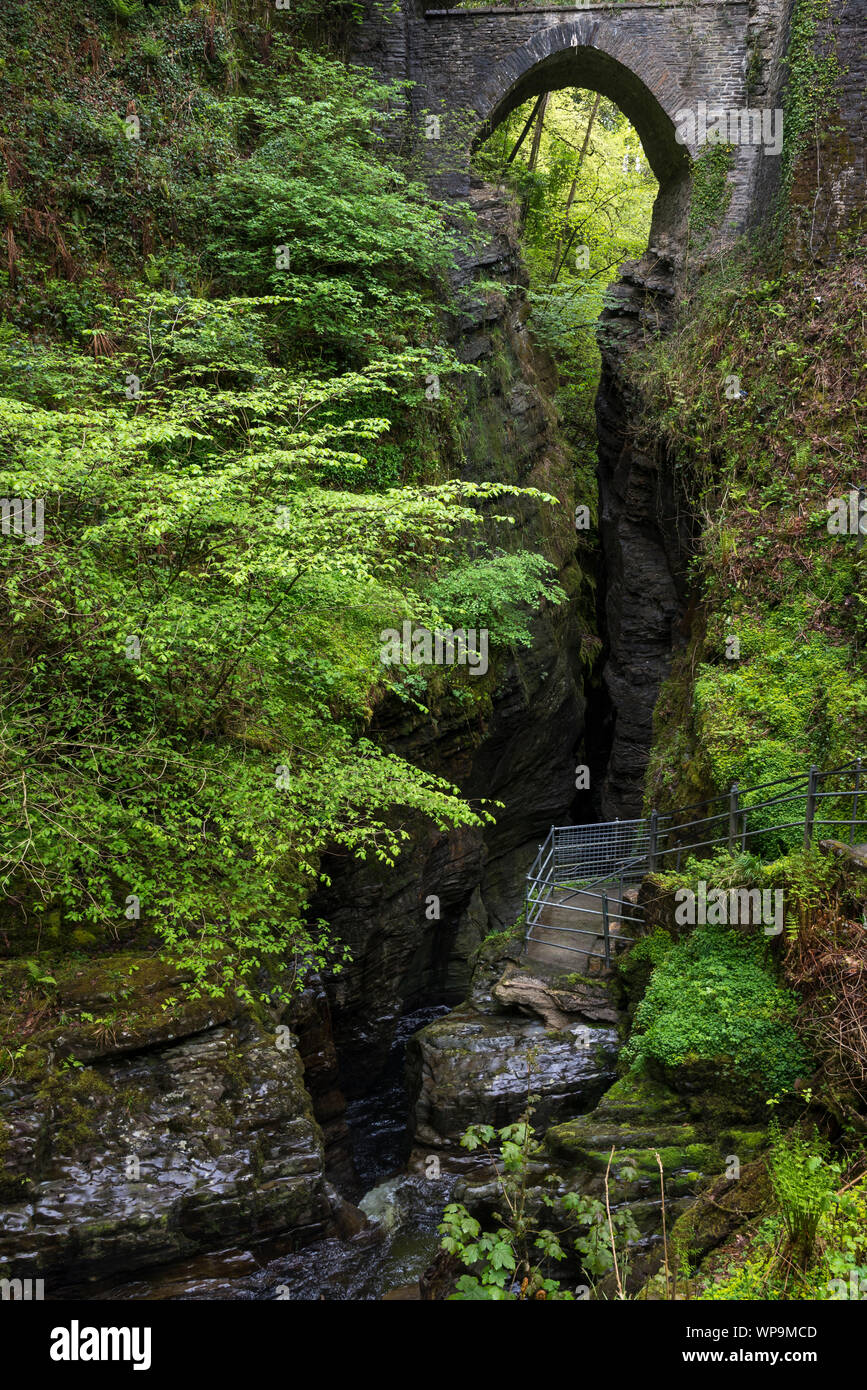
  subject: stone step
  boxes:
[523,886,630,974]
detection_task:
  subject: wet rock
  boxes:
[466,921,527,1011]
[492,962,619,1030]
[360,1171,455,1235]
[404,918,622,1154]
[290,979,354,1189]
[406,1003,618,1151]
[419,1246,463,1300]
[0,956,352,1290]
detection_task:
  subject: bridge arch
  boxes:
[471,26,694,262]
[476,29,693,173]
[408,3,757,264]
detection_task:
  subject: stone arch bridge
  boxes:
[355,0,789,265]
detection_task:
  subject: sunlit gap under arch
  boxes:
[473,86,659,451]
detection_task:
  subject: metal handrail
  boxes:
[524,757,866,963]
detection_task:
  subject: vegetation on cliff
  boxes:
[610,0,867,1297]
[0,2,564,1001]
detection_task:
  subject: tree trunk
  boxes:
[506,95,545,165]
[526,93,549,174]
[549,93,601,283]
[519,94,549,222]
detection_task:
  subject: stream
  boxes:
[105,1005,455,1301]
[94,999,621,1301]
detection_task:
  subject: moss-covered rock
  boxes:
[537,1061,770,1293]
[649,1158,774,1297]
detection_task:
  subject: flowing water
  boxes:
[100,1002,622,1301]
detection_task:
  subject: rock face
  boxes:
[638,1156,773,1298]
[407,1005,618,1153]
[542,1068,767,1289]
[317,183,591,1094]
[591,0,867,819]
[405,931,619,1155]
[593,254,695,819]
[786,0,867,260]
[0,954,359,1292]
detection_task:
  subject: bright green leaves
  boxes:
[442,1109,640,1300]
[203,56,461,361]
[426,552,565,648]
[0,298,557,1001]
[621,922,812,1098]
[692,608,867,853]
[0,24,565,1008]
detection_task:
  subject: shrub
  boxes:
[622,923,812,1098]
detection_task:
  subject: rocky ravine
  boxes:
[0,953,363,1291]
[404,902,768,1298]
[0,182,594,1290]
[406,924,620,1159]
[314,181,592,1095]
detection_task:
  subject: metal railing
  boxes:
[524,757,867,962]
[524,834,646,964]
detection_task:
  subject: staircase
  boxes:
[524,758,867,974]
[524,885,639,974]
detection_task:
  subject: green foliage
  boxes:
[768,1123,841,1266]
[23,959,56,989]
[0,16,563,1002]
[474,90,655,474]
[616,925,676,1011]
[439,1115,575,1301]
[658,847,838,941]
[564,1187,640,1285]
[698,1161,867,1300]
[0,304,560,999]
[779,0,843,221]
[425,551,565,648]
[620,926,675,972]
[673,848,767,891]
[635,248,867,818]
[696,1218,808,1300]
[439,1106,639,1300]
[823,1176,867,1295]
[759,849,838,938]
[202,51,463,361]
[108,0,143,22]
[692,608,867,846]
[621,922,812,1098]
[687,144,734,256]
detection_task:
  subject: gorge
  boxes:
[0,0,865,1313]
